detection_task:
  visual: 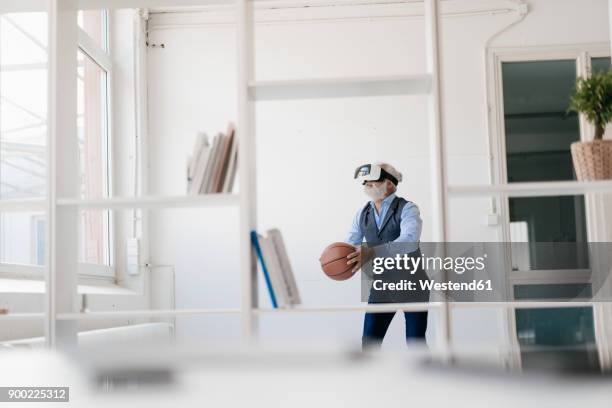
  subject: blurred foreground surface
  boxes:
[0,343,611,407]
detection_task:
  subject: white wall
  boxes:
[143,0,609,350]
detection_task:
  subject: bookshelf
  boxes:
[56,193,240,210]
[249,74,432,100]
[448,179,612,198]
[0,313,46,321]
[0,198,46,212]
[1,0,450,350]
[0,300,606,323]
[10,0,612,351]
[55,308,242,320]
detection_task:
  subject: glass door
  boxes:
[501,56,608,371]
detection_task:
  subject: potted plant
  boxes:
[568,70,612,180]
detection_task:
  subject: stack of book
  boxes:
[187,123,238,194]
[251,229,301,308]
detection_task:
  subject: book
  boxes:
[217,124,236,193]
[188,133,211,195]
[222,131,238,193]
[188,132,206,183]
[204,132,226,194]
[258,233,289,307]
[267,228,301,306]
[251,228,300,308]
[251,230,278,308]
[200,133,221,194]
[227,151,238,192]
[185,123,239,195]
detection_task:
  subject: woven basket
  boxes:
[570,139,612,181]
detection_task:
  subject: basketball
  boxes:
[319,242,358,281]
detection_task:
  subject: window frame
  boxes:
[0,10,115,283]
[77,13,115,279]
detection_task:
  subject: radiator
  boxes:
[1,323,174,350]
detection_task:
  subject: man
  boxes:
[345,162,428,349]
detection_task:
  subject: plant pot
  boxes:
[570,139,612,181]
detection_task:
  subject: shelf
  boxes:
[0,195,241,211]
[0,313,45,321]
[255,301,609,314]
[56,193,240,210]
[450,301,607,309]
[0,198,45,212]
[255,302,440,314]
[56,308,241,320]
[77,0,234,10]
[447,180,612,198]
[27,301,603,322]
[249,74,432,100]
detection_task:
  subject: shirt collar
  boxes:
[370,192,396,209]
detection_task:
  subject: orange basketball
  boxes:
[319,242,358,281]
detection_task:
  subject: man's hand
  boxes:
[346,245,373,274]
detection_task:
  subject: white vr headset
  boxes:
[354,164,401,186]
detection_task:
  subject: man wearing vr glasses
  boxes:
[346,162,428,348]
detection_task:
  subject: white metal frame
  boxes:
[1,0,610,360]
[0,0,453,351]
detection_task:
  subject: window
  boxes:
[0,10,114,279]
[76,9,114,276]
[77,49,112,268]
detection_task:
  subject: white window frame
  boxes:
[486,43,611,370]
[0,10,115,284]
[77,9,115,280]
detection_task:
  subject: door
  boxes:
[500,55,610,371]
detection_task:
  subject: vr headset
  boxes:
[354,164,400,186]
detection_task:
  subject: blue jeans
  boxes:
[362,311,428,349]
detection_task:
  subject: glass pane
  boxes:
[79,209,110,266]
[0,13,47,65]
[509,195,588,270]
[77,50,110,266]
[77,10,107,51]
[503,60,588,271]
[0,212,45,265]
[514,283,592,300]
[591,56,611,74]
[0,13,47,266]
[0,13,47,200]
[77,50,108,200]
[515,307,599,372]
[503,60,580,183]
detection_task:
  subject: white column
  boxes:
[424,0,451,352]
[609,0,612,61]
[46,0,79,350]
[134,10,151,305]
[237,0,258,340]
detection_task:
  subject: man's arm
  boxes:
[393,202,422,243]
[348,202,422,273]
[345,207,364,246]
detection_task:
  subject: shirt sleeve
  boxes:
[393,202,422,243]
[345,207,364,246]
[371,202,422,259]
